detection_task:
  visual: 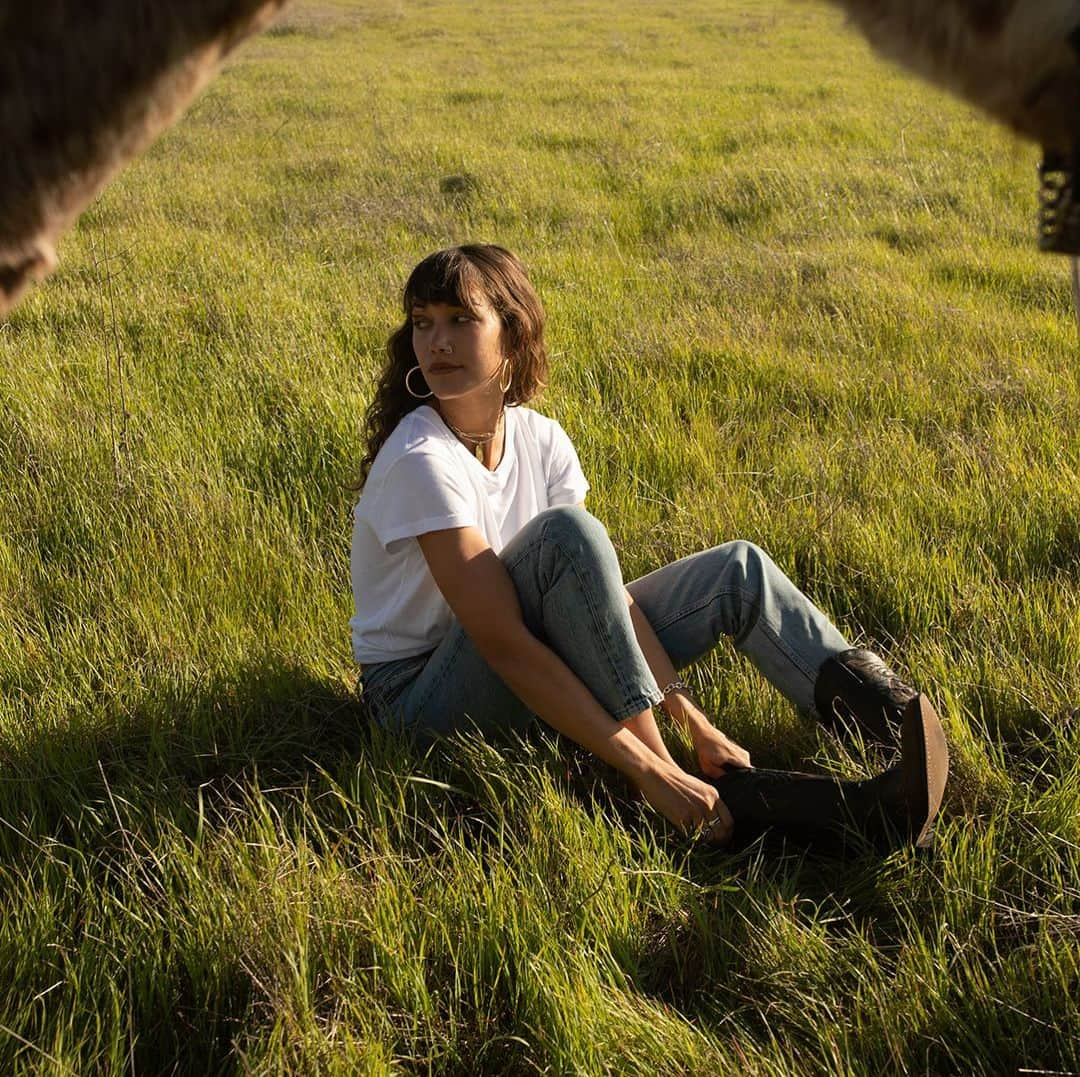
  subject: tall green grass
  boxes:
[1,0,1077,1070]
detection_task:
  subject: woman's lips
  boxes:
[428,364,461,374]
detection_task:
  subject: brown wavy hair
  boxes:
[356,244,549,486]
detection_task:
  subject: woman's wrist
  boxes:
[604,722,669,783]
[661,686,707,727]
[667,699,720,748]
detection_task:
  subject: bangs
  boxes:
[403,249,487,313]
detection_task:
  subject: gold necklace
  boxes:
[444,411,504,461]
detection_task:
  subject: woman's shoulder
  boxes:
[512,405,576,452]
[512,404,568,440]
[368,406,453,480]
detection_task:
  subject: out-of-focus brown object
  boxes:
[831,0,1080,253]
[2,0,1079,317]
[0,1,289,314]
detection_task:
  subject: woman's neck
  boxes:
[436,392,503,436]
[436,395,507,470]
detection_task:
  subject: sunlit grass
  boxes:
[0,0,1077,1071]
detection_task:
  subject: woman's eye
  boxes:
[411,320,429,329]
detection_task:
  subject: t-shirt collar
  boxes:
[422,404,515,478]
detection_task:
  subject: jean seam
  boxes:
[534,521,656,713]
[613,692,664,720]
[506,520,656,715]
[650,589,739,641]
[754,617,818,685]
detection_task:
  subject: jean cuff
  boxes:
[613,688,665,721]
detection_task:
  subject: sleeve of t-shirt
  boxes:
[369,449,478,550]
[546,420,590,506]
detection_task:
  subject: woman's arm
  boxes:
[416,525,732,839]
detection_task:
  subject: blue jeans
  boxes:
[361,506,849,744]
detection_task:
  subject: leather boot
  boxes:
[813,647,925,747]
[710,694,948,853]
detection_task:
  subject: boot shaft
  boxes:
[814,648,918,747]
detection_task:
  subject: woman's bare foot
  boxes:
[663,694,752,776]
[691,720,752,777]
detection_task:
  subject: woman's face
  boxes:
[410,297,506,406]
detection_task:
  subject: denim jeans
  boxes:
[361,506,850,744]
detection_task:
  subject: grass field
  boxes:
[1,0,1078,1071]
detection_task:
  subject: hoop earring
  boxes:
[405,365,434,399]
[499,359,513,394]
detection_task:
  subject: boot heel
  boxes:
[902,694,949,848]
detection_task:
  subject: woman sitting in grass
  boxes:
[351,244,948,851]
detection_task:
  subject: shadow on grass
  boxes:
[0,650,915,904]
[0,658,372,855]
[0,658,627,870]
[0,656,954,1073]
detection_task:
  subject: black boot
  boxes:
[710,695,948,854]
[813,648,924,747]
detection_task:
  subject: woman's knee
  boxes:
[507,504,612,561]
[539,503,609,546]
[502,504,622,602]
[701,540,785,607]
[708,539,770,577]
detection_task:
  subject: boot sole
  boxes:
[901,694,949,848]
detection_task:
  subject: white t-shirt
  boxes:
[350,404,589,664]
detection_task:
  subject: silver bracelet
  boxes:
[660,679,690,697]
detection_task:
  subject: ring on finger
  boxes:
[699,815,724,840]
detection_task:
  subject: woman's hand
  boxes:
[693,723,752,777]
[635,760,734,845]
[669,697,751,777]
